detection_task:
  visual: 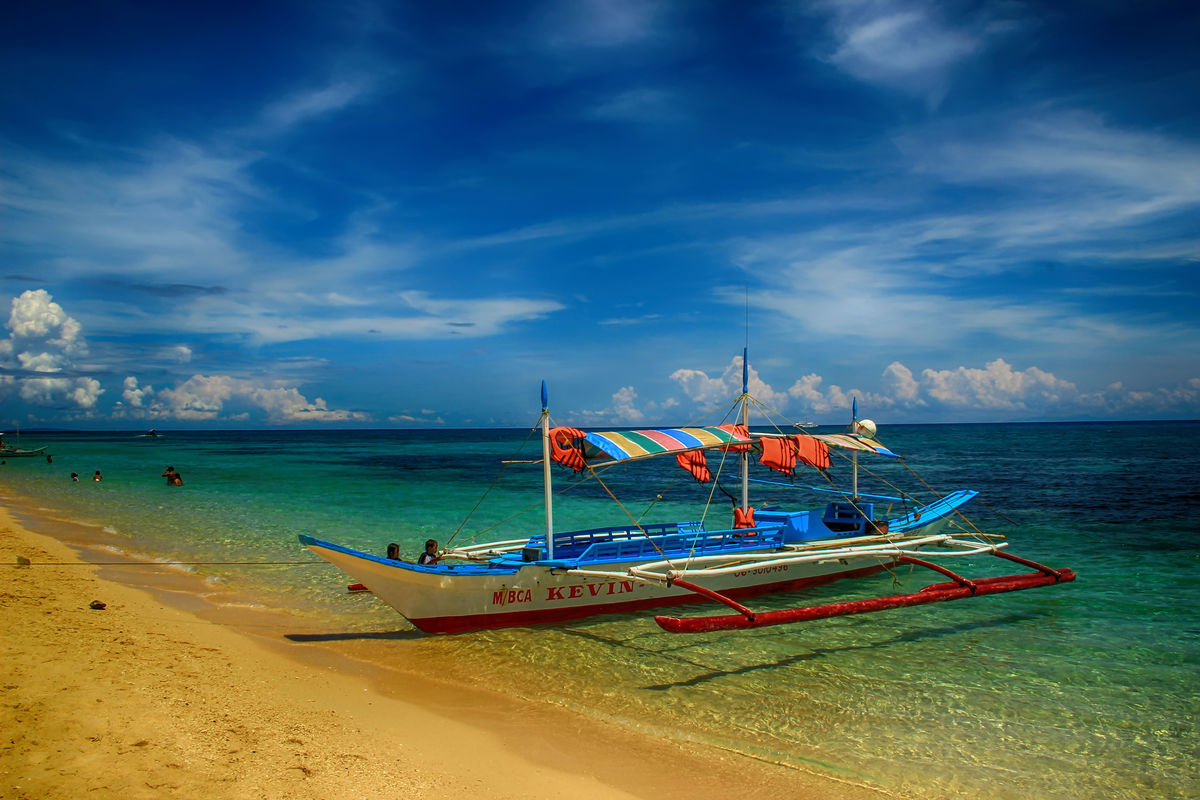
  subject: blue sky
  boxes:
[2,0,1198,429]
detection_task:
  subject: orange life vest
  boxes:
[676,450,712,483]
[795,436,831,470]
[548,427,587,472]
[758,436,796,476]
[733,506,755,529]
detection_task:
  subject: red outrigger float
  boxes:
[657,550,1076,633]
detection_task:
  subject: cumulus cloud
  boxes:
[143,375,371,423]
[122,376,151,407]
[669,356,1199,422]
[920,358,1076,410]
[1080,378,1200,416]
[0,289,103,411]
[20,376,104,409]
[570,384,679,426]
[671,355,790,409]
[4,289,87,370]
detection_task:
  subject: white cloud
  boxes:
[801,0,988,104]
[19,376,104,409]
[260,77,376,131]
[781,359,1079,417]
[786,373,865,416]
[122,376,151,407]
[671,354,790,410]
[920,358,1076,410]
[1079,378,1200,416]
[666,356,1199,421]
[387,412,447,425]
[0,289,102,411]
[4,289,87,371]
[898,111,1200,219]
[882,361,921,404]
[571,385,676,426]
[609,386,645,423]
[805,0,988,104]
[147,374,372,423]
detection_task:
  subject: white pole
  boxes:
[740,348,749,512]
[852,451,859,500]
[540,383,554,560]
[851,397,859,500]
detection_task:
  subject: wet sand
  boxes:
[0,499,885,800]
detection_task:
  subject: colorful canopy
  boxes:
[583,425,750,463]
[809,433,901,459]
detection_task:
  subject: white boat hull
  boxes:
[301,529,953,634]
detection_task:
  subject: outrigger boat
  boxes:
[301,351,1074,634]
[0,433,47,458]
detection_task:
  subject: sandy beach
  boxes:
[0,499,885,800]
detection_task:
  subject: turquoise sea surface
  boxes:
[1,421,1197,799]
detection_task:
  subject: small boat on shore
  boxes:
[301,351,1074,635]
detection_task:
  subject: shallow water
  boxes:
[2,422,1197,799]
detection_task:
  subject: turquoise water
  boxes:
[1,423,1197,799]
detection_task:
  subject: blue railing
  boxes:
[525,520,785,566]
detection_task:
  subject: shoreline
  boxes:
[0,492,885,800]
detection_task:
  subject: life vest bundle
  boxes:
[676,450,711,483]
[548,427,587,472]
[758,435,831,475]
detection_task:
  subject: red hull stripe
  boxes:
[406,564,886,635]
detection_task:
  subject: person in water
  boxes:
[386,542,400,560]
[169,472,183,486]
[417,539,440,565]
[93,470,102,482]
[71,472,79,482]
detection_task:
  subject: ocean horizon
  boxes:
[2,420,1197,799]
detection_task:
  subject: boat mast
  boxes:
[540,380,555,560]
[741,348,749,511]
[851,397,859,500]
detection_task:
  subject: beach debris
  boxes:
[89,600,107,610]
[16,555,30,567]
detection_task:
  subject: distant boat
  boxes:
[138,429,163,438]
[0,443,48,457]
[0,432,47,458]
[301,350,1075,635]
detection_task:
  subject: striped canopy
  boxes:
[809,433,900,459]
[583,425,750,463]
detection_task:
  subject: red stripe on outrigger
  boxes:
[655,562,1077,633]
[405,564,887,635]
